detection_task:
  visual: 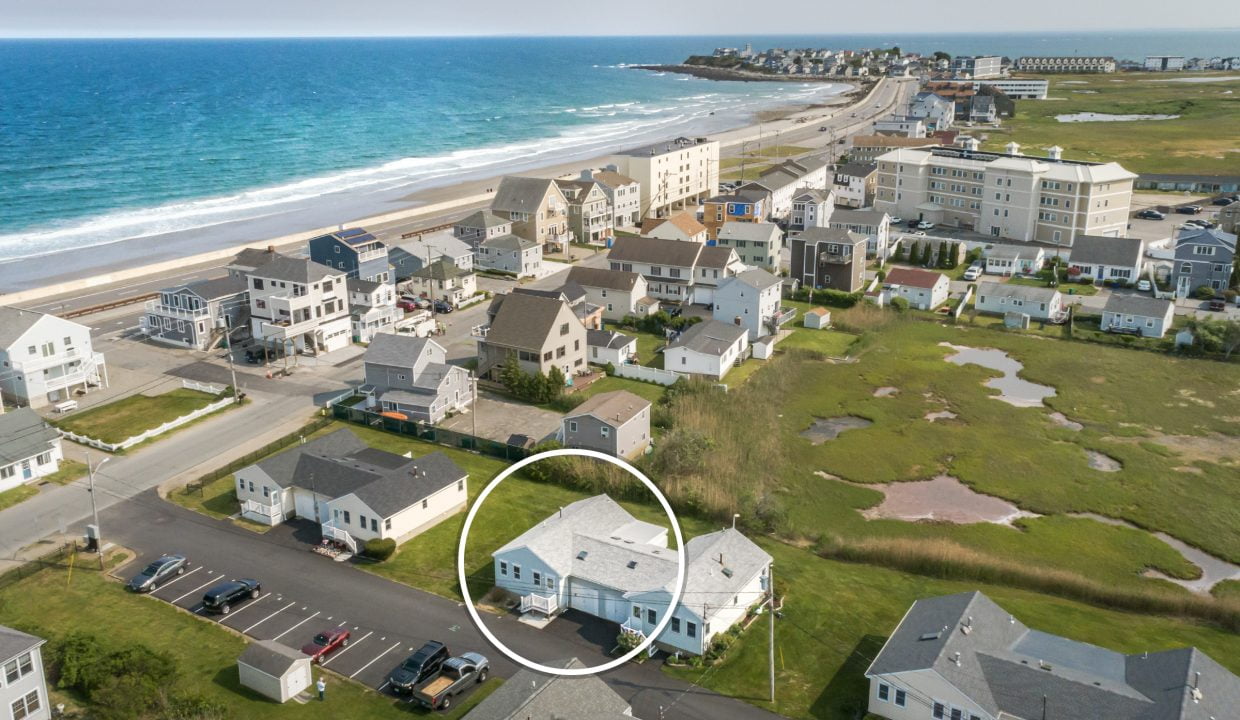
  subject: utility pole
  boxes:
[223,315,241,403]
[768,562,776,704]
[86,452,107,554]
[470,373,478,446]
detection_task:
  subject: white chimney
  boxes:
[1047,145,1063,161]
[1005,142,1021,156]
[962,137,980,152]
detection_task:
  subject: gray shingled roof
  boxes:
[977,281,1060,303]
[0,408,61,466]
[680,528,773,621]
[830,208,889,226]
[176,275,248,301]
[727,268,782,292]
[250,255,340,284]
[867,591,1240,720]
[480,233,536,252]
[698,245,739,269]
[608,236,703,268]
[0,306,52,349]
[456,210,510,230]
[668,319,748,356]
[351,452,465,517]
[347,277,382,295]
[492,177,561,214]
[566,266,641,292]
[567,388,649,425]
[717,222,782,245]
[1070,235,1144,268]
[410,259,468,282]
[986,244,1031,260]
[485,292,570,352]
[363,333,431,368]
[238,640,307,677]
[793,188,832,203]
[834,162,878,178]
[1103,294,1173,319]
[794,226,868,247]
[495,496,650,577]
[0,625,43,663]
[462,658,632,720]
[586,329,635,351]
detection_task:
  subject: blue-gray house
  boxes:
[308,228,391,284]
[1173,227,1236,298]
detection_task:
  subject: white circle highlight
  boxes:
[456,448,686,677]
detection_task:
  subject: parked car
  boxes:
[432,299,454,314]
[889,216,903,225]
[906,219,921,229]
[1175,205,1203,215]
[1135,209,1165,220]
[962,264,983,281]
[127,554,187,592]
[389,642,451,694]
[201,578,261,614]
[1186,219,1217,229]
[397,299,418,312]
[915,220,936,231]
[243,348,265,364]
[301,629,350,663]
[818,126,828,132]
[1136,279,1152,292]
[1211,197,1234,206]
[1208,298,1227,312]
[412,653,489,710]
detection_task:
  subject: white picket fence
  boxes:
[60,380,234,452]
[612,363,682,386]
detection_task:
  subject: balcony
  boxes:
[356,247,387,264]
[519,592,559,617]
[817,252,852,265]
[144,299,212,321]
[470,324,491,340]
[772,307,797,326]
[14,351,108,393]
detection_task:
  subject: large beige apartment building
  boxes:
[613,137,719,219]
[874,141,1136,246]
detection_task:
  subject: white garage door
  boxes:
[570,580,600,615]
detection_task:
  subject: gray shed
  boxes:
[237,640,312,703]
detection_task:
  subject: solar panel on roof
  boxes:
[338,228,367,238]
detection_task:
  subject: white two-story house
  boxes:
[246,253,352,355]
[0,625,49,720]
[712,269,791,341]
[0,307,107,410]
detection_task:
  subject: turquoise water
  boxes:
[1,31,1237,285]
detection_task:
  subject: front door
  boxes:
[21,461,31,479]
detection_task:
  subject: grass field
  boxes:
[56,388,226,444]
[0,556,499,719]
[984,72,1240,175]
[573,375,667,404]
[0,484,38,512]
[1003,275,1100,296]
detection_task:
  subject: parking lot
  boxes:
[122,551,502,702]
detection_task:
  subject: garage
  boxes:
[569,579,600,615]
[569,579,628,623]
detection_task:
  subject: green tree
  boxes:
[919,242,933,267]
[937,240,949,268]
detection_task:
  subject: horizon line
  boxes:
[2,27,1239,40]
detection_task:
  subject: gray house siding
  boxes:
[563,409,650,459]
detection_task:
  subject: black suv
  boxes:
[1175,205,1203,215]
[201,578,261,614]
[388,641,449,694]
[127,554,187,593]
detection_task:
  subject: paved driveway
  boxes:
[99,496,786,720]
[438,391,562,444]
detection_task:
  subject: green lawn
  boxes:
[722,358,767,388]
[621,327,667,367]
[1004,275,1099,296]
[169,474,275,533]
[665,541,1240,720]
[0,558,480,719]
[778,327,860,357]
[0,484,38,512]
[984,72,1240,175]
[56,388,226,444]
[574,375,667,404]
[38,458,88,485]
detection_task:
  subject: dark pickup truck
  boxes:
[412,653,489,710]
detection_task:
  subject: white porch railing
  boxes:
[320,521,358,554]
[241,499,282,525]
[519,592,559,616]
[621,616,646,640]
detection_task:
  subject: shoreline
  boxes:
[631,63,864,85]
[0,79,886,305]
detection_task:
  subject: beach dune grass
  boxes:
[55,388,223,444]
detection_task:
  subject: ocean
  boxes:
[1,31,1238,288]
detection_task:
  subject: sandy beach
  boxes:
[0,77,895,303]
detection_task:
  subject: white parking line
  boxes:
[349,641,402,679]
[219,592,271,621]
[378,681,391,692]
[171,574,219,604]
[153,566,200,589]
[243,601,295,634]
[321,631,372,667]
[273,611,320,641]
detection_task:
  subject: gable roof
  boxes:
[835,162,878,178]
[793,188,832,203]
[492,177,561,214]
[986,244,1036,260]
[642,212,706,239]
[795,227,868,247]
[866,591,1240,720]
[347,277,382,295]
[479,233,537,252]
[608,235,704,268]
[590,169,638,189]
[677,528,773,621]
[1103,294,1173,319]
[668,319,747,356]
[566,266,642,292]
[0,408,61,466]
[884,267,946,289]
[1071,235,1145,268]
[1175,227,1237,251]
[238,640,308,677]
[461,658,632,720]
[830,208,890,226]
[229,248,280,273]
[410,258,469,282]
[0,306,68,349]
[976,281,1060,303]
[0,625,44,663]
[495,495,658,578]
[173,275,248,301]
[455,210,511,230]
[723,268,782,292]
[567,389,650,427]
[486,292,573,351]
[363,333,439,368]
[586,328,636,352]
[250,255,341,284]
[698,245,739,269]
[717,222,782,244]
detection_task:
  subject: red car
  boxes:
[301,629,350,663]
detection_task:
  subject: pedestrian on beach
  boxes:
[316,677,326,701]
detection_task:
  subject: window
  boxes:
[951,709,963,720]
[647,608,657,624]
[933,703,945,719]
[385,518,392,531]
[632,605,641,618]
[342,511,350,524]
[877,683,890,702]
[371,518,378,532]
[895,689,906,707]
[532,571,542,585]
[601,426,611,438]
[11,690,40,720]
[686,621,697,638]
[513,565,521,580]
[237,478,245,491]
[248,481,255,493]
[568,421,578,432]
[671,617,681,633]
[457,480,464,492]
[36,452,50,465]
[546,576,555,590]
[359,514,367,528]
[422,499,429,509]
[262,486,270,498]
[4,658,18,684]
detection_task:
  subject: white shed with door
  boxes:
[237,641,312,703]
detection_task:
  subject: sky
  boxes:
[2,0,1237,38]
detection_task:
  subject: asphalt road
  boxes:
[103,496,785,720]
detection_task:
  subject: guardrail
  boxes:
[64,292,159,319]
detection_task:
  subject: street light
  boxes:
[86,452,109,554]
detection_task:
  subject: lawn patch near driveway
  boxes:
[55,387,234,446]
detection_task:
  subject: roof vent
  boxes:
[918,631,943,641]
[626,560,638,569]
[577,551,588,560]
[722,568,734,578]
[954,652,962,667]
[1039,660,1053,672]
[1046,145,1064,161]
[1005,141,1021,156]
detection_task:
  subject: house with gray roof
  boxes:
[234,428,468,551]
[829,208,893,261]
[472,292,587,382]
[390,231,474,281]
[974,281,1066,322]
[360,334,473,423]
[461,657,637,720]
[565,266,657,321]
[476,233,543,278]
[406,258,478,306]
[0,306,108,411]
[866,591,1240,720]
[1068,235,1146,283]
[984,244,1045,276]
[607,236,743,305]
[715,222,783,271]
[1172,227,1236,298]
[664,319,750,379]
[0,408,64,495]
[245,252,353,355]
[585,328,637,367]
[1101,294,1175,338]
[492,495,771,657]
[142,275,250,351]
[0,624,48,720]
[453,210,513,245]
[790,188,835,231]
[789,227,868,293]
[712,268,790,341]
[560,389,650,459]
[490,177,571,249]
[308,227,390,284]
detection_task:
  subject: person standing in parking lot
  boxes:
[316,677,326,701]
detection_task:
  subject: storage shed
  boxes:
[238,640,312,703]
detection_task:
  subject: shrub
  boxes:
[888,296,909,312]
[547,393,585,413]
[603,362,617,376]
[1195,285,1216,300]
[616,630,643,653]
[364,538,397,561]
